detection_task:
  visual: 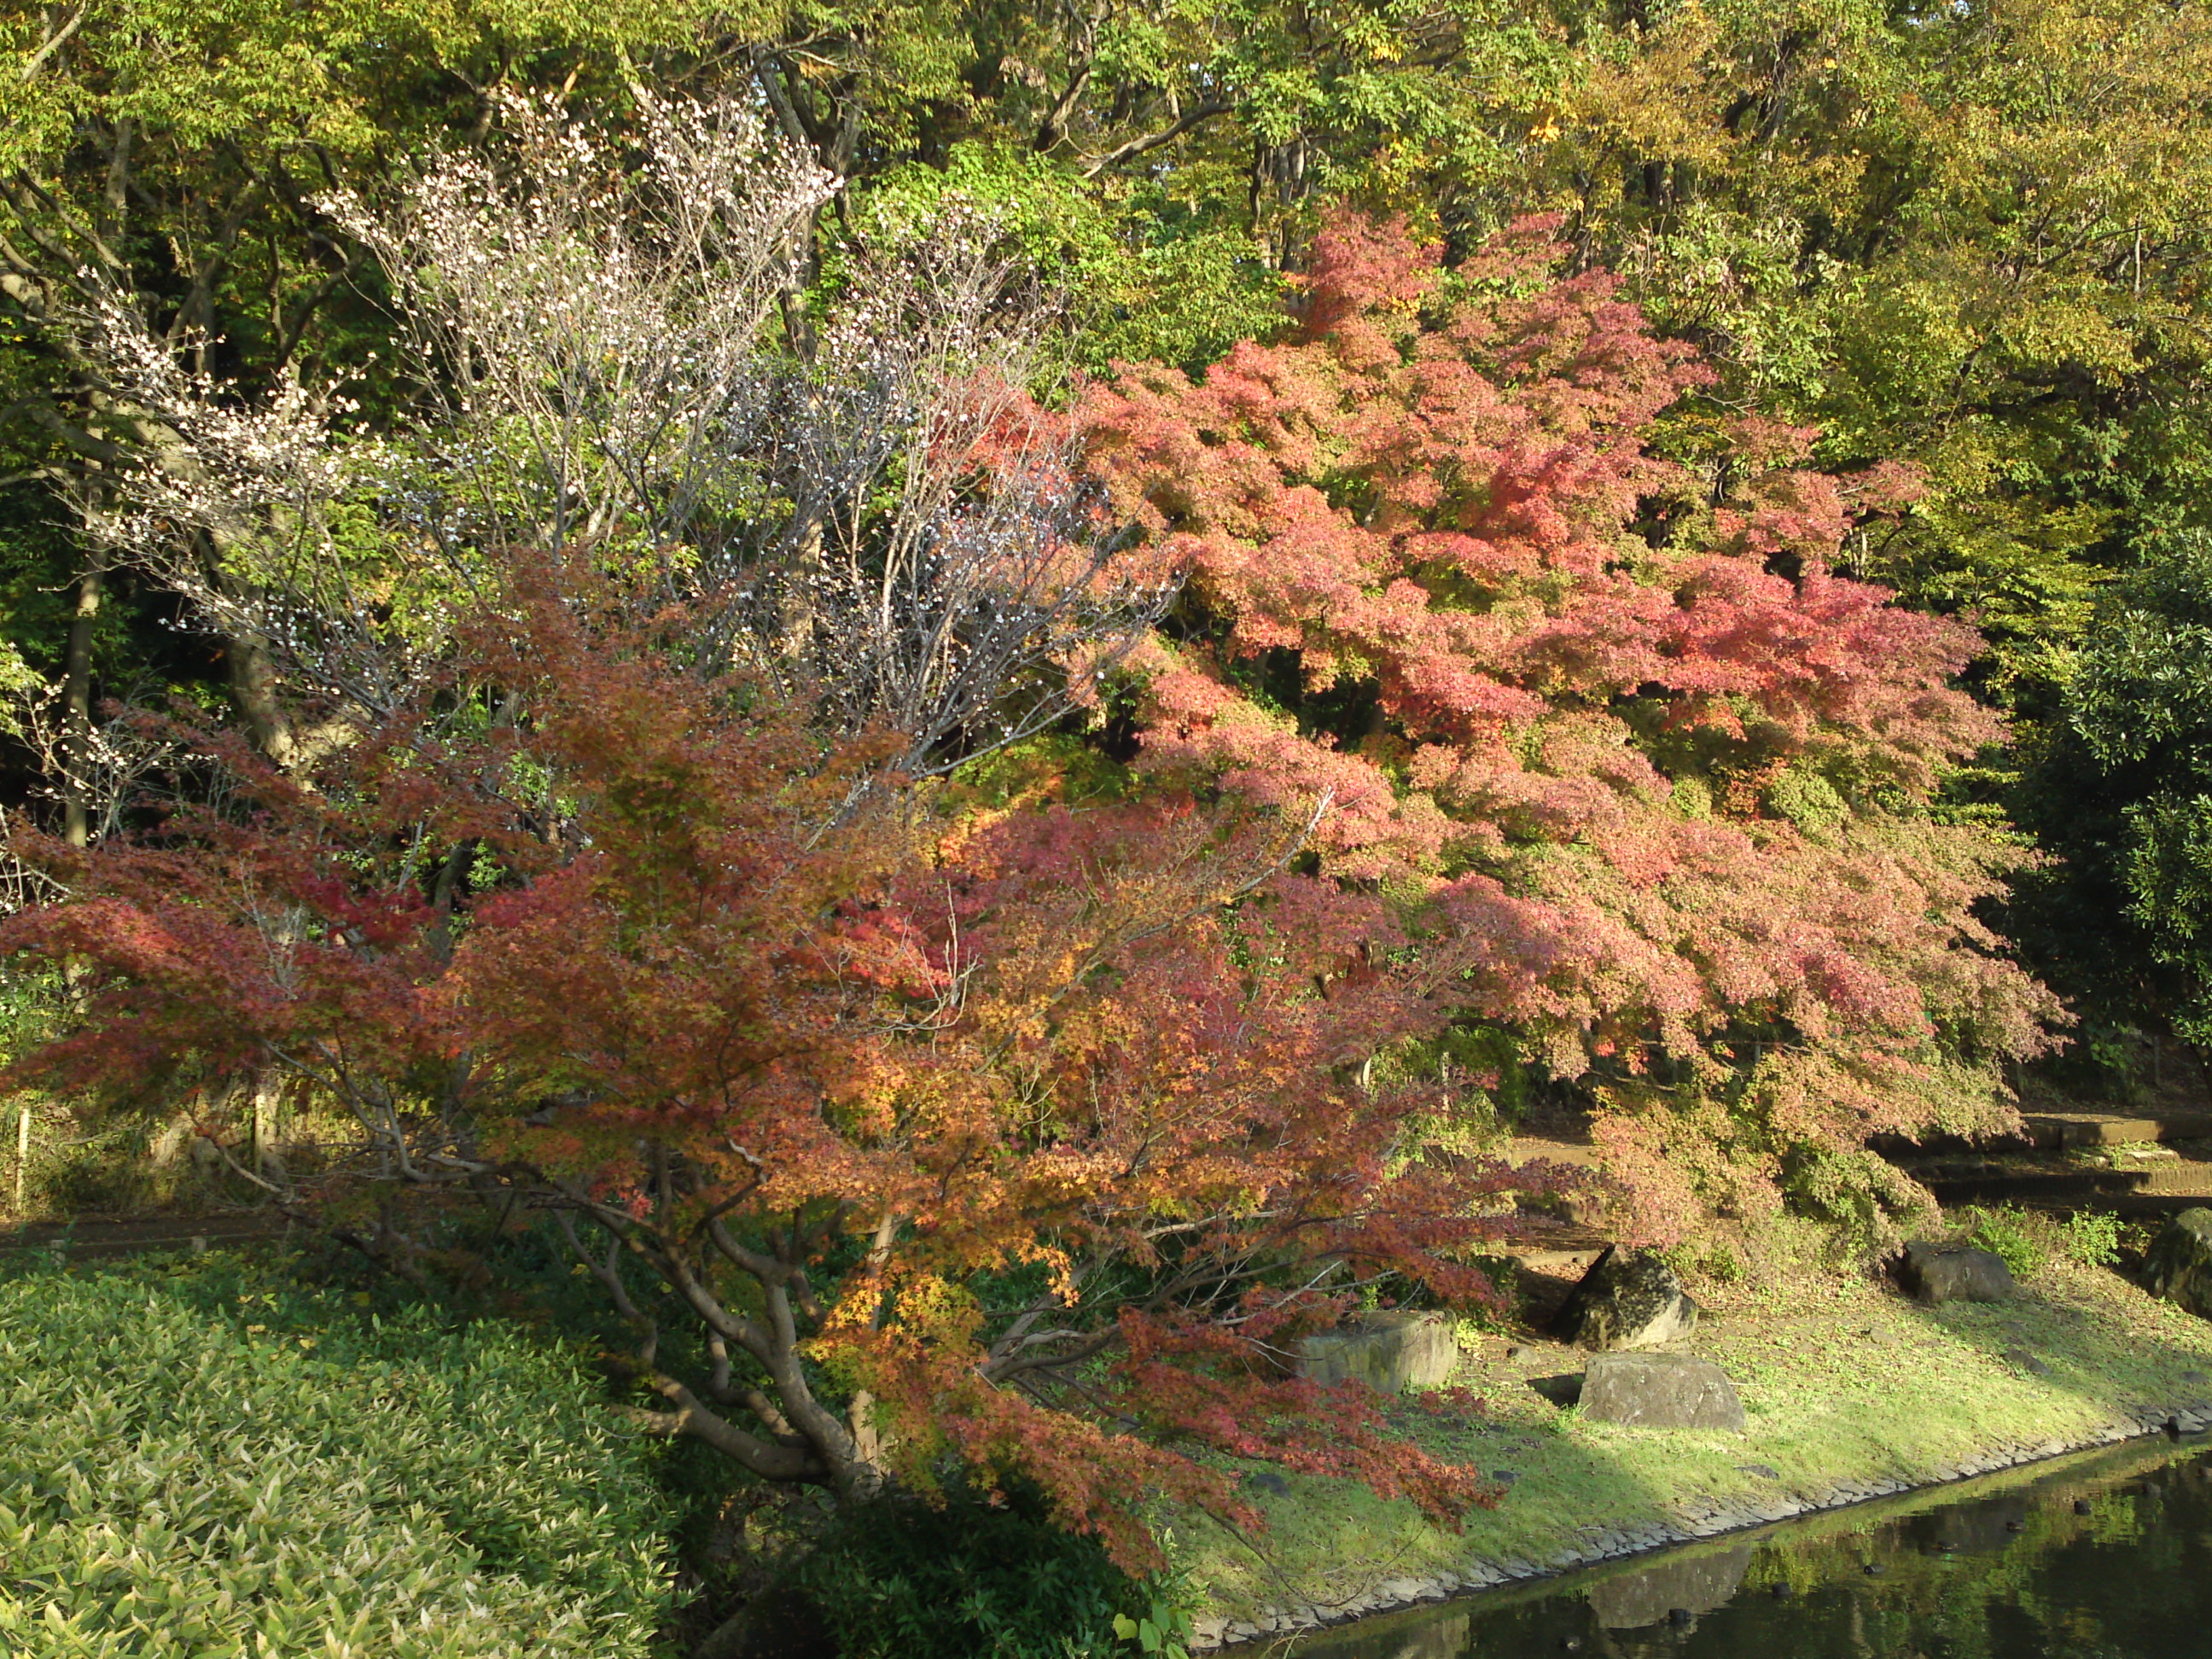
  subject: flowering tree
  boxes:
[74,88,1168,781]
[0,566,1525,1566]
[1085,215,2062,1243]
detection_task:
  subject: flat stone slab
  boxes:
[2024,1111,2212,1149]
[1580,1352,1746,1432]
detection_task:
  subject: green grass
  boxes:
[1173,1226,2212,1627]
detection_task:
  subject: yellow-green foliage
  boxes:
[0,1253,669,1656]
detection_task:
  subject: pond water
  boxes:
[1291,1436,2212,1659]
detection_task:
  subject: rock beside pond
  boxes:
[2144,1207,2212,1319]
[1556,1248,1700,1349]
[1579,1352,1747,1432]
[1899,1241,2015,1304]
[1297,1310,1460,1394]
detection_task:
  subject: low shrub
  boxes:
[1961,1205,2047,1278]
[790,1479,1165,1659]
[2059,1208,2126,1269]
[1955,1203,2128,1278]
[0,1251,669,1656]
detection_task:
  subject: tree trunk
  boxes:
[222,620,298,769]
[60,562,103,847]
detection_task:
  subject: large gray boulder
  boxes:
[1556,1248,1700,1349]
[2144,1207,2212,1318]
[1899,1240,2015,1304]
[1579,1352,1746,1432]
[1297,1310,1460,1394]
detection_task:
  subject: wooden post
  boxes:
[15,1103,29,1214]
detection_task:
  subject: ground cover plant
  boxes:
[0,1249,668,1657]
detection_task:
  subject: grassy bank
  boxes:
[1176,1234,2212,1647]
[1286,1430,2212,1659]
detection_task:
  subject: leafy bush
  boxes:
[1112,1594,1196,1659]
[791,1480,1163,1659]
[2059,1208,2125,1269]
[1961,1205,2047,1278]
[0,1252,668,1656]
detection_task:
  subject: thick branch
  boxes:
[633,1376,827,1482]
[1081,102,1235,178]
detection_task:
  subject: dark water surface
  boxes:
[1292,1437,2212,1659]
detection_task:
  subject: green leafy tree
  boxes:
[1513,0,2212,703]
[2014,530,2212,1042]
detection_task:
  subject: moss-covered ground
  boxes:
[1173,1231,2212,1632]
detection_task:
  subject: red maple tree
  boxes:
[0,567,1527,1566]
[1084,213,2060,1242]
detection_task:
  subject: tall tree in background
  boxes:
[2014,530,2212,1046]
[72,87,1170,780]
[0,0,731,818]
[1513,0,2212,705]
[22,0,2212,768]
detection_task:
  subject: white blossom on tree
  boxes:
[81,87,1173,777]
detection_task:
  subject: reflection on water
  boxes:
[1293,1438,2212,1659]
[1585,1546,1750,1633]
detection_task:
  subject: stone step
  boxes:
[1920,1159,2212,1208]
[2132,1158,2212,1196]
[2021,1109,2212,1150]
[1481,1218,1610,1278]
[1507,1245,1609,1277]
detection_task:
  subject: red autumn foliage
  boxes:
[1084,213,2060,1242]
[0,568,1541,1569]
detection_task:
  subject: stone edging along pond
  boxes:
[1194,1402,2212,1650]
